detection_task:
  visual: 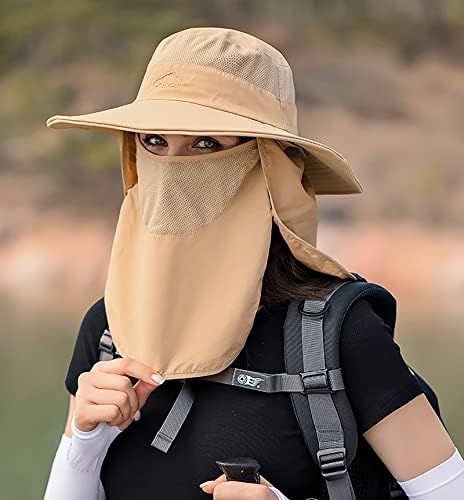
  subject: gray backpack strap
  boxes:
[285,274,399,500]
[202,367,345,394]
[97,329,195,454]
[151,380,195,453]
[284,278,361,500]
[151,365,342,456]
[300,293,357,500]
[150,362,346,455]
[98,329,115,361]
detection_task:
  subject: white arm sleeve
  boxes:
[43,416,122,500]
[397,447,464,499]
[267,448,464,500]
[268,485,290,499]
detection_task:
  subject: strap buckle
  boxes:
[300,369,333,394]
[99,330,114,355]
[317,447,347,480]
[298,300,330,318]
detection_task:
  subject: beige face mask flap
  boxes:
[257,138,355,280]
[104,134,355,380]
[104,138,273,379]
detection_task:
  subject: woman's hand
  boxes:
[74,357,165,432]
[200,474,280,499]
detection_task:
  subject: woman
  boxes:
[43,27,462,499]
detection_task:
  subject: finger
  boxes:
[133,379,163,409]
[79,371,139,418]
[117,415,137,432]
[91,357,164,388]
[212,481,271,499]
[75,404,125,430]
[199,474,226,494]
[94,372,139,417]
[85,386,134,423]
[199,474,274,497]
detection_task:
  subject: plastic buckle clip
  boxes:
[300,369,333,394]
[317,447,347,480]
[298,300,330,318]
[99,331,114,355]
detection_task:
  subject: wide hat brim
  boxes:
[46,99,363,196]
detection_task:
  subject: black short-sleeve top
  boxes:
[65,296,424,500]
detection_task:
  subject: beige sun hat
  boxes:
[46,26,363,196]
[46,27,365,379]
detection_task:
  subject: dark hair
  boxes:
[238,136,254,143]
[260,221,349,312]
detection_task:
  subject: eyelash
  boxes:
[142,134,221,150]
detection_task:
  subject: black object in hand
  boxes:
[215,457,261,484]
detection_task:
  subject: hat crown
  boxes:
[144,27,295,103]
[135,27,298,133]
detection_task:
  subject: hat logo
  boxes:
[152,71,183,88]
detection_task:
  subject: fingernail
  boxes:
[134,410,141,421]
[199,480,214,488]
[151,373,165,385]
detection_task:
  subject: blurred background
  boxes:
[1,0,463,498]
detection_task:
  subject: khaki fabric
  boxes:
[105,138,272,378]
[46,27,363,378]
[104,136,355,379]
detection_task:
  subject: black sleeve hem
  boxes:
[340,297,427,435]
[359,379,424,434]
[65,376,77,396]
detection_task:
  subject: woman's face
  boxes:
[138,133,242,156]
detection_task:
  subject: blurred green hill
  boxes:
[1,0,463,226]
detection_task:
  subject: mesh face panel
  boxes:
[136,137,260,235]
[152,32,295,103]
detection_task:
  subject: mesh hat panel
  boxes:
[150,31,295,103]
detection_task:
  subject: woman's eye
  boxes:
[193,137,221,150]
[143,134,166,146]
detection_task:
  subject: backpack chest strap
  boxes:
[202,366,345,394]
[149,365,346,454]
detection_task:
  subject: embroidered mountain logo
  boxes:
[152,71,183,88]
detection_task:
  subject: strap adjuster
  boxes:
[99,331,114,355]
[300,369,333,394]
[317,447,347,480]
[298,300,330,318]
